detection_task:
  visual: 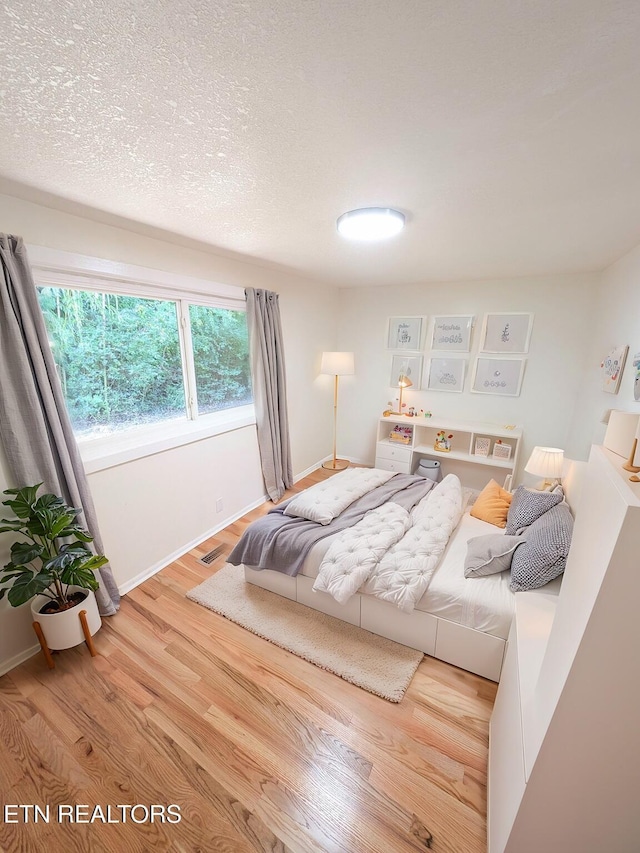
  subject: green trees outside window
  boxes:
[37,287,252,439]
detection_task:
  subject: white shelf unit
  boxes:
[488,445,640,852]
[375,415,522,489]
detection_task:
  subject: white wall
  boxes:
[568,241,640,456]
[337,274,599,475]
[0,191,339,673]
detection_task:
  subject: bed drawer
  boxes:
[360,596,437,654]
[244,566,297,600]
[375,457,412,474]
[376,442,412,463]
[296,575,361,626]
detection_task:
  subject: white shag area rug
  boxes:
[187,564,424,703]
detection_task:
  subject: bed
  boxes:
[233,465,582,682]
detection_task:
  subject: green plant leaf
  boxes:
[0,520,28,534]
[80,555,108,572]
[7,572,52,607]
[49,512,77,538]
[10,541,44,566]
[2,484,43,518]
[62,566,100,591]
[0,588,6,601]
[43,543,91,574]
[33,493,67,512]
[56,525,94,543]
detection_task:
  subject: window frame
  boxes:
[29,246,255,474]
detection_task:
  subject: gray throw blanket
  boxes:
[228,473,435,576]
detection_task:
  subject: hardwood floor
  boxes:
[0,468,497,853]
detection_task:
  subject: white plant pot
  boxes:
[30,586,102,651]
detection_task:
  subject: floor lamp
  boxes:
[321,351,355,471]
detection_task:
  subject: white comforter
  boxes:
[283,467,395,525]
[313,474,463,612]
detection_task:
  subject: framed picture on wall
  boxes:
[471,357,526,397]
[389,354,423,388]
[480,313,534,353]
[601,344,629,394]
[387,316,424,351]
[430,315,474,352]
[423,357,466,393]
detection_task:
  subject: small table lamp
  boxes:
[396,372,413,415]
[525,446,564,490]
[321,351,355,471]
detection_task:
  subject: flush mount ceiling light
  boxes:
[336,207,405,241]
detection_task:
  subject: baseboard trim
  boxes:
[0,643,41,677]
[119,458,329,596]
[117,493,268,595]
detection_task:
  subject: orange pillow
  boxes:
[470,479,512,528]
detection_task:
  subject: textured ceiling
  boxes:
[1,0,640,286]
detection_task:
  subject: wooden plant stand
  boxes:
[32,609,98,670]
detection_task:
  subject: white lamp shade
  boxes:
[320,351,355,376]
[525,446,564,479]
[603,410,640,458]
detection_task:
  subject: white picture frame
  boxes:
[423,357,466,393]
[492,442,513,461]
[480,312,534,353]
[387,316,424,351]
[601,344,629,394]
[389,354,423,388]
[471,357,526,397]
[474,437,491,457]
[430,315,474,352]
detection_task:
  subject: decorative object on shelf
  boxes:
[389,425,413,444]
[474,437,491,457]
[600,344,629,394]
[633,352,640,401]
[430,315,474,352]
[396,373,413,415]
[320,351,355,471]
[471,356,526,396]
[524,446,564,489]
[434,430,453,452]
[492,440,513,461]
[0,483,108,668]
[389,354,422,396]
[480,312,534,353]
[424,356,466,393]
[387,316,424,351]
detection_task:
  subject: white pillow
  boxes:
[464,534,525,578]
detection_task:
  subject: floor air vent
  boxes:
[199,545,226,566]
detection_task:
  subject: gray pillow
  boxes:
[510,503,574,591]
[464,534,526,578]
[505,486,563,535]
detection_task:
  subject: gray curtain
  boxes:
[0,234,119,615]
[245,288,293,501]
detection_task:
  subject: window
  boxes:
[37,286,252,441]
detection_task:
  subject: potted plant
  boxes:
[0,483,108,653]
